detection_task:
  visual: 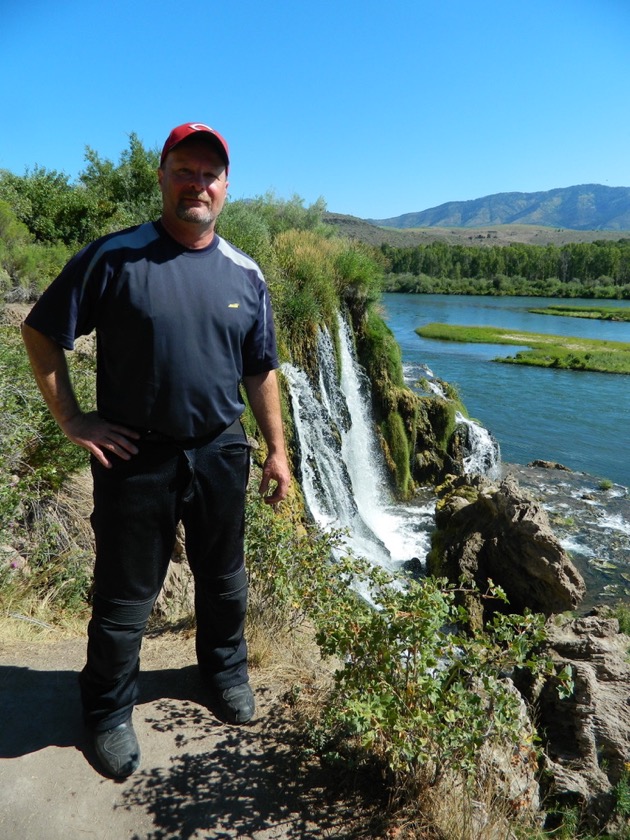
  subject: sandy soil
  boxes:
[0,630,376,840]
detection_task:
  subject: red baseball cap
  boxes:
[160,123,230,169]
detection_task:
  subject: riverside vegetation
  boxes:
[2,137,630,839]
[528,304,630,322]
[416,323,630,375]
[380,240,630,299]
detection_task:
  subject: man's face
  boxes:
[158,137,228,232]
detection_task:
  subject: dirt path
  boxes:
[0,631,372,840]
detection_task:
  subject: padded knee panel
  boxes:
[92,593,156,626]
[214,565,248,598]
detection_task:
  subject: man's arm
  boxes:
[242,369,291,504]
[21,323,139,468]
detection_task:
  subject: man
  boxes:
[21,122,291,779]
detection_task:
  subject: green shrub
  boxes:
[245,494,364,635]
[609,602,630,636]
[247,193,327,238]
[311,572,563,797]
[272,229,342,368]
[246,508,569,803]
[614,767,630,823]
[334,243,383,305]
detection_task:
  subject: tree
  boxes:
[0,166,108,248]
[79,133,161,231]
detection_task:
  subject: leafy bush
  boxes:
[312,573,561,797]
[246,505,566,809]
[245,494,370,634]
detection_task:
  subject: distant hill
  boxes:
[322,213,630,249]
[368,184,630,231]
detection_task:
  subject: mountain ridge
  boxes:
[322,213,630,249]
[368,184,630,231]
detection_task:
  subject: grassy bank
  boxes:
[528,304,630,322]
[416,322,630,374]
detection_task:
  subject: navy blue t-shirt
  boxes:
[25,221,279,439]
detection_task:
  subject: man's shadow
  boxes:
[0,661,379,837]
[0,660,203,760]
[0,662,82,757]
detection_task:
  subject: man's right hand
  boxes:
[21,324,141,469]
[62,411,140,468]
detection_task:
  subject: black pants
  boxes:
[79,422,251,731]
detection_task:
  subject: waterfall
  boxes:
[282,315,432,571]
[407,364,500,478]
[455,412,501,479]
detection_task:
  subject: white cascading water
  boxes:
[336,315,431,564]
[282,315,433,571]
[404,364,501,479]
[455,411,501,479]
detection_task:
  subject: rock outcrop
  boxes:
[528,459,572,472]
[526,615,630,833]
[427,473,586,623]
[427,472,630,832]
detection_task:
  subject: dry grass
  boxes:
[248,617,335,696]
[0,302,32,326]
[52,468,95,546]
[0,468,94,641]
[421,776,528,840]
[378,767,543,840]
[0,606,86,642]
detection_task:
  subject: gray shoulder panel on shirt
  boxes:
[216,236,266,283]
[80,223,161,297]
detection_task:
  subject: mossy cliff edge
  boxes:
[217,200,471,502]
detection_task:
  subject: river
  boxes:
[381,294,630,487]
[380,293,630,607]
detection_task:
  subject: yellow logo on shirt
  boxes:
[228,303,240,308]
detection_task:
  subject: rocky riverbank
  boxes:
[426,467,630,833]
[502,462,629,612]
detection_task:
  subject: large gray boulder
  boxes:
[428,473,586,621]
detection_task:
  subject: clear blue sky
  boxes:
[2,0,629,220]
